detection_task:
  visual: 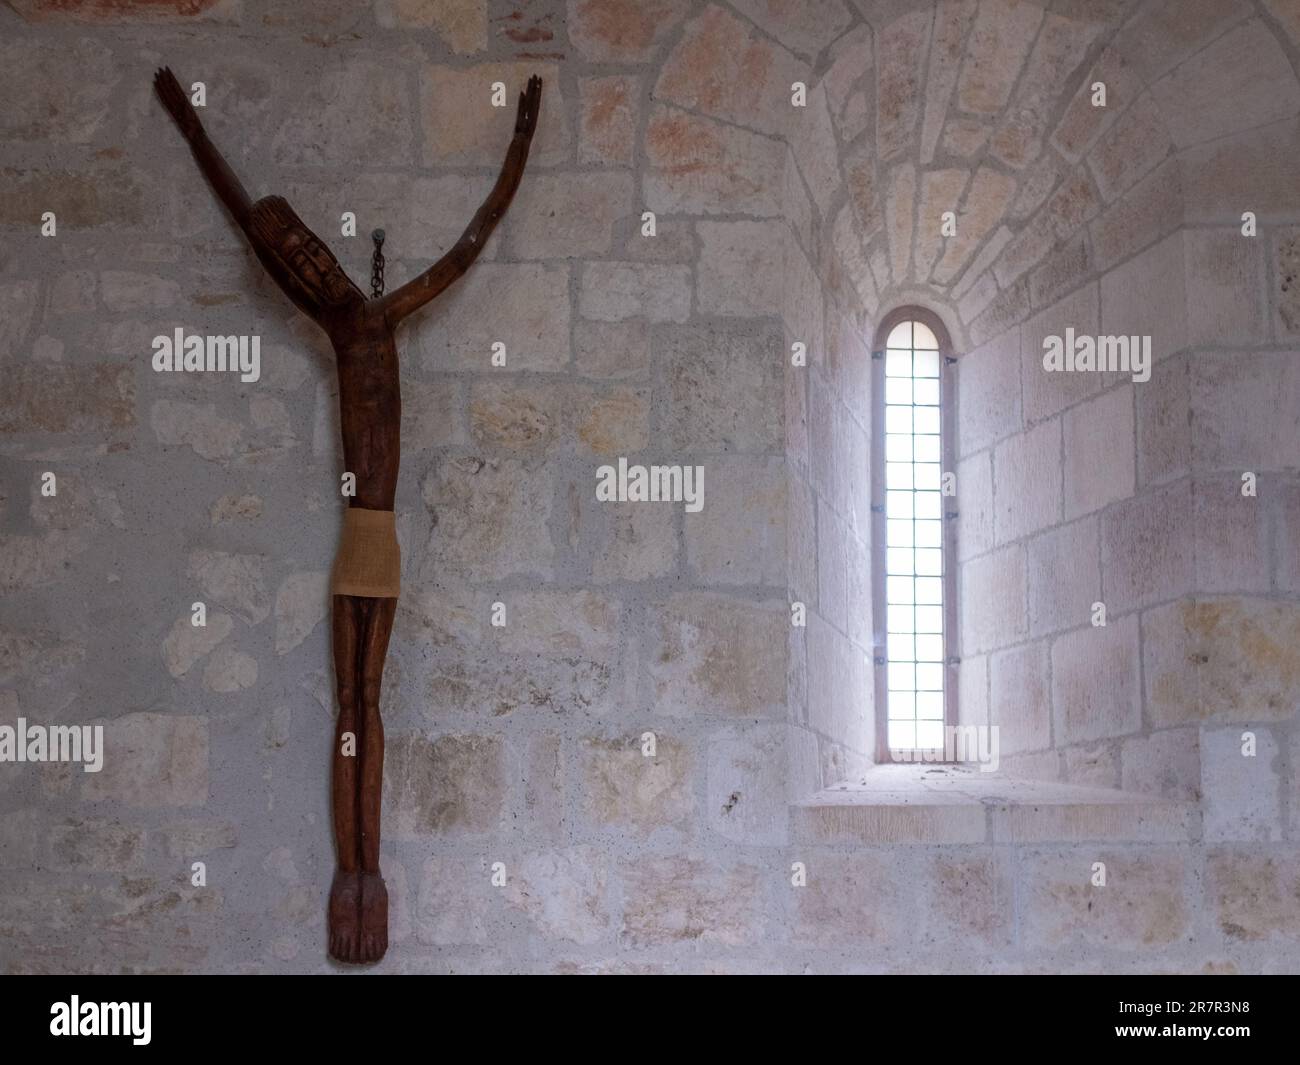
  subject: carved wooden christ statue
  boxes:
[155,67,542,963]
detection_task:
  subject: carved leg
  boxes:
[328,594,363,963]
[357,595,396,963]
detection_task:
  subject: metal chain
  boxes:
[370,228,386,298]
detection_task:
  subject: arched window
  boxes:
[871,308,957,761]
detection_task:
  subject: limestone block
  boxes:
[1027,517,1100,637]
[1143,598,1300,727]
[685,455,786,586]
[385,733,506,838]
[644,107,784,217]
[420,63,566,167]
[620,856,765,947]
[649,593,787,717]
[1100,479,1192,613]
[568,0,689,62]
[960,544,1026,655]
[507,172,633,259]
[578,75,637,166]
[506,846,610,945]
[1020,847,1190,948]
[655,5,803,137]
[580,733,693,829]
[1201,726,1281,842]
[990,640,1051,754]
[578,262,691,323]
[1063,385,1134,519]
[992,419,1062,543]
[1051,614,1140,744]
[82,713,208,807]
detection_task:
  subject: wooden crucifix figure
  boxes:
[155,67,542,964]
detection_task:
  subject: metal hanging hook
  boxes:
[370,228,386,299]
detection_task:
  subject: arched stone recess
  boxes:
[779,0,1300,802]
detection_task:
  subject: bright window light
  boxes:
[883,320,945,752]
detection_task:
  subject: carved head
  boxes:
[247,196,362,312]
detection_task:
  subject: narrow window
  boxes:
[871,309,957,761]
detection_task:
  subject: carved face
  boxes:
[277,226,357,305]
[248,197,361,311]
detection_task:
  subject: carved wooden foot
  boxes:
[327,870,362,963]
[358,872,389,963]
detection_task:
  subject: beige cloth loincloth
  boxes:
[331,507,401,598]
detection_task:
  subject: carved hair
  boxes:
[248,195,312,249]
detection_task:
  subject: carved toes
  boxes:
[357,932,388,964]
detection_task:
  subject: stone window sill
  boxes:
[791,764,1194,844]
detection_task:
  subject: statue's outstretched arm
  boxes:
[381,75,542,327]
[154,67,254,227]
[155,66,359,321]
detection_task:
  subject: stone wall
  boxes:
[941,4,1300,811]
[784,0,1300,971]
[2,0,1300,973]
[0,0,808,973]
